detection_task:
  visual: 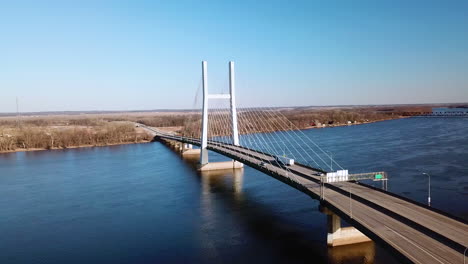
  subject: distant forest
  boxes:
[1,104,465,152]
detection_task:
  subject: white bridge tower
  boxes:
[199,61,242,170]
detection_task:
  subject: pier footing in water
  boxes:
[182,148,200,156]
[198,161,243,171]
[321,206,371,247]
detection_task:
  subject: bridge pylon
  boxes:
[199,61,243,171]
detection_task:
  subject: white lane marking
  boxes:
[384,224,446,264]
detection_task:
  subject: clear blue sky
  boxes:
[1,0,467,112]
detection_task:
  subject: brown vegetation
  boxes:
[173,108,403,138]
[77,105,435,138]
[0,120,151,152]
[0,104,451,152]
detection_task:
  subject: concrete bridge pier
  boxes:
[167,141,181,151]
[181,143,201,156]
[175,142,185,152]
[172,141,201,156]
[198,160,243,171]
[320,206,371,247]
[327,239,375,263]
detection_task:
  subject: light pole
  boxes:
[349,183,353,219]
[422,173,431,206]
[320,176,323,200]
[321,175,326,200]
[464,246,467,264]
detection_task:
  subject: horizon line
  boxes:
[1,102,467,116]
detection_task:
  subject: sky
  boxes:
[1,0,468,112]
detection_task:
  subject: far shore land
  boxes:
[0,117,404,154]
[302,116,409,129]
[0,104,464,154]
[0,141,153,154]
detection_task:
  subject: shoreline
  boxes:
[0,117,406,154]
[0,140,152,154]
[301,116,407,130]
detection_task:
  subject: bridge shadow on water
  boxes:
[180,154,387,264]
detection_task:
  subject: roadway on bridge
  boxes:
[211,138,468,261]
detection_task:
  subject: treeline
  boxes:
[101,108,401,138]
[0,123,151,152]
[176,108,400,137]
[284,108,395,128]
[0,117,106,127]
[0,105,412,152]
[104,115,194,128]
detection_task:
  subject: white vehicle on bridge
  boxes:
[274,155,294,166]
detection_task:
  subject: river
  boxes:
[0,117,466,264]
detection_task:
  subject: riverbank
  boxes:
[0,140,152,154]
[0,104,438,153]
[0,116,406,154]
[301,116,408,130]
[0,120,152,153]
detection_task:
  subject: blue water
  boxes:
[301,117,468,217]
[0,117,466,264]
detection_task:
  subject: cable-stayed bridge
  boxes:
[143,61,467,264]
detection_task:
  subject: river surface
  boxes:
[0,117,467,264]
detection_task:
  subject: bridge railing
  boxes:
[348,171,388,182]
[319,171,388,191]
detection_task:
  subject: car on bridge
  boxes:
[275,156,295,166]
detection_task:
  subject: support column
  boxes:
[229,61,239,146]
[321,206,371,247]
[229,61,243,169]
[200,61,209,165]
[327,213,342,246]
[176,142,182,152]
[182,144,200,156]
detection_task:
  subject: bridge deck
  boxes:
[145,126,468,264]
[332,181,467,249]
[320,185,462,264]
[217,141,467,250]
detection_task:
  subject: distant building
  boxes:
[432,107,468,116]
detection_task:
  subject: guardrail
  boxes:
[348,171,388,181]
